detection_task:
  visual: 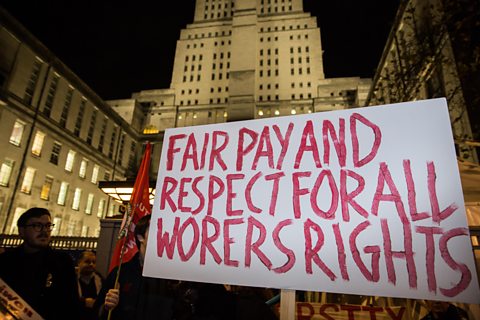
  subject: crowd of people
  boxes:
[0,207,472,320]
[0,207,278,320]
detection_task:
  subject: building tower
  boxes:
[0,1,371,236]
[109,0,369,137]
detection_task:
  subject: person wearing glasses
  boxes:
[0,207,80,320]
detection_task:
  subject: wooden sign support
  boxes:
[280,289,296,320]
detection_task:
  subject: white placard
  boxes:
[144,98,480,304]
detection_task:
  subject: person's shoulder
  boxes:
[449,304,469,319]
[420,313,433,320]
[47,248,75,265]
[94,270,105,280]
[0,247,21,260]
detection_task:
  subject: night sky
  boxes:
[0,0,399,100]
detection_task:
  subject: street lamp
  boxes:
[98,180,156,205]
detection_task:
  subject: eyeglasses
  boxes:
[23,223,55,232]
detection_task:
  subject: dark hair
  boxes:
[17,207,51,228]
[78,250,96,261]
[134,214,151,249]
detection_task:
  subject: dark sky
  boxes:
[0,0,399,100]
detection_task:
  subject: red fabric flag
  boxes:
[108,142,152,272]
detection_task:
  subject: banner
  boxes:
[144,98,480,303]
[0,278,43,320]
[109,142,152,272]
[295,302,406,320]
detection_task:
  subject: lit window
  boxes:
[72,188,82,210]
[10,207,26,234]
[85,193,94,215]
[79,159,88,178]
[65,150,76,172]
[97,199,106,218]
[51,217,61,236]
[91,165,100,184]
[108,204,116,217]
[20,167,36,194]
[40,175,54,200]
[291,108,297,115]
[31,131,46,156]
[81,225,89,237]
[258,110,264,116]
[57,182,69,205]
[274,109,280,116]
[0,159,14,186]
[9,120,25,146]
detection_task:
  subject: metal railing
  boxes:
[0,234,98,251]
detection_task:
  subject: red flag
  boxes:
[108,142,152,272]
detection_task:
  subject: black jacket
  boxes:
[95,254,175,320]
[0,245,80,320]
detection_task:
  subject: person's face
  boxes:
[78,252,97,275]
[18,214,52,251]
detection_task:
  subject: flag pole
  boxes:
[107,203,133,320]
[105,141,152,319]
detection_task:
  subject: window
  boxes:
[57,182,69,205]
[24,59,42,104]
[108,204,117,217]
[72,188,82,210]
[81,226,89,237]
[0,159,14,186]
[60,88,74,127]
[31,131,46,156]
[117,134,125,166]
[9,120,25,146]
[128,142,136,169]
[87,110,97,145]
[40,175,54,200]
[65,150,76,172]
[10,207,26,234]
[74,100,86,137]
[85,193,94,214]
[79,158,88,178]
[98,118,108,153]
[50,142,61,165]
[109,128,117,159]
[97,199,106,218]
[43,74,59,117]
[91,165,100,184]
[20,167,36,194]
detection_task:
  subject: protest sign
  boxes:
[144,98,480,303]
[0,278,43,320]
[294,302,406,320]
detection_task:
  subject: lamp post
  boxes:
[98,180,155,213]
[95,179,155,277]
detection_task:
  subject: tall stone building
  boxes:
[366,0,478,164]
[109,0,370,140]
[0,9,141,236]
[0,1,372,236]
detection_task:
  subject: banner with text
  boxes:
[294,302,406,320]
[0,278,44,320]
[144,98,480,303]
